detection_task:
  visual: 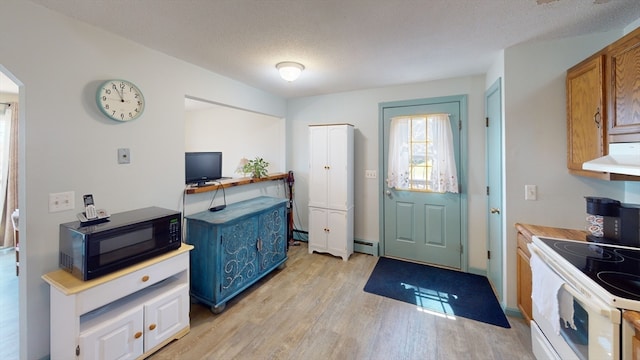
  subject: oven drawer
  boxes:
[531,320,561,360]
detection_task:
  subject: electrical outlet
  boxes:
[365,170,377,179]
[118,148,130,164]
[525,185,537,201]
[49,191,75,212]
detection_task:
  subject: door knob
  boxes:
[385,190,392,197]
[490,208,501,214]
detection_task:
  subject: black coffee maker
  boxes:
[585,196,640,247]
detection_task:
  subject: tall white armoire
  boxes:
[308,124,354,261]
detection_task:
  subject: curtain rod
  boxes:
[0,102,11,107]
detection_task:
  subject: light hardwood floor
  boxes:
[151,243,534,360]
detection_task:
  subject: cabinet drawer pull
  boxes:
[149,323,157,331]
[141,275,150,282]
[134,331,143,339]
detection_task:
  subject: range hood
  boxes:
[582,142,640,176]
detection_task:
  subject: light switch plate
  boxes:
[49,191,74,212]
[525,185,537,201]
[118,148,130,164]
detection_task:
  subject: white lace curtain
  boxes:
[387,113,459,193]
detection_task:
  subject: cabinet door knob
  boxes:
[134,331,143,339]
[149,323,157,331]
[141,275,150,282]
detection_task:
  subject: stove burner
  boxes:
[552,241,624,263]
[597,271,640,298]
[614,248,640,261]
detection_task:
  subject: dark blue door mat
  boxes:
[363,257,511,328]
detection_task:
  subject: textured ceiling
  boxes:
[22,0,640,99]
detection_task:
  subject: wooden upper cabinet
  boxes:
[565,26,640,181]
[566,54,606,177]
[607,27,640,142]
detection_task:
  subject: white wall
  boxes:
[185,104,285,178]
[502,30,630,311]
[184,104,287,216]
[286,75,488,270]
[1,1,285,359]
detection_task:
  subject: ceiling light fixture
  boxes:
[276,62,305,82]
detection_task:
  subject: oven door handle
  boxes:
[529,243,621,325]
[560,282,620,324]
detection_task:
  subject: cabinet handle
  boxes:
[256,238,262,252]
[324,165,330,170]
[134,331,143,339]
[141,275,150,282]
[149,323,157,331]
[594,107,601,129]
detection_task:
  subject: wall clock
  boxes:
[96,79,145,121]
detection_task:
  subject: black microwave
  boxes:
[59,206,182,281]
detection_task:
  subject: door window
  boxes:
[387,113,458,193]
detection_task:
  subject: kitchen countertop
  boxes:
[515,223,588,242]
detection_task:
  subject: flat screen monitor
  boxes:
[185,152,222,186]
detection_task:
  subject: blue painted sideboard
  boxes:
[185,196,288,313]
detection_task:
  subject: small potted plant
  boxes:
[242,157,270,178]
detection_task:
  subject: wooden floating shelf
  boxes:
[184,172,288,194]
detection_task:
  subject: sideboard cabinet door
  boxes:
[186,196,288,313]
[219,217,259,300]
[257,205,287,271]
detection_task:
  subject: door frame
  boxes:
[378,95,469,272]
[485,78,504,301]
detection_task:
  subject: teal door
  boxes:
[485,79,503,300]
[381,98,463,269]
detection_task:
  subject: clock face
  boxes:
[96,80,145,121]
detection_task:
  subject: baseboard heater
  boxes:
[292,229,308,242]
[354,239,379,256]
[293,230,378,256]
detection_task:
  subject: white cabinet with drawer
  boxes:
[42,244,193,360]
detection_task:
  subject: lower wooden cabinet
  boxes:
[308,207,353,261]
[186,196,288,313]
[42,244,192,360]
[516,238,533,323]
[623,310,640,359]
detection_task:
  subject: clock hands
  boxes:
[110,82,125,102]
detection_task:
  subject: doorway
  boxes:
[485,78,503,301]
[0,67,19,360]
[379,96,468,270]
